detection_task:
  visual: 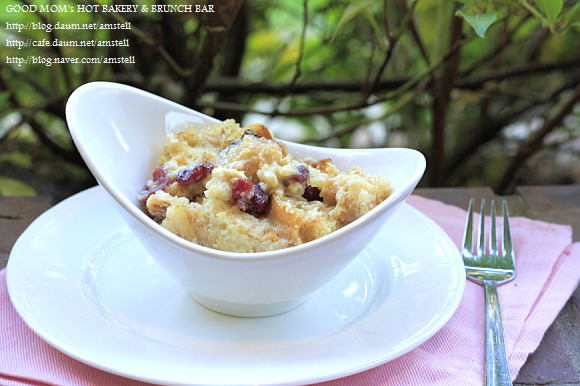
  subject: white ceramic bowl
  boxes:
[66,81,426,317]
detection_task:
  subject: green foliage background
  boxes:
[1,0,579,201]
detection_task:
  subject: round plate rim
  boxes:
[6,186,465,385]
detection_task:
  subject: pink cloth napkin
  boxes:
[2,195,580,386]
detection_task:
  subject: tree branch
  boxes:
[201,56,580,96]
[213,2,249,122]
[443,68,580,186]
[429,12,464,186]
[395,0,430,65]
[21,0,73,90]
[359,1,416,104]
[185,0,244,107]
[271,0,309,116]
[459,55,580,89]
[308,79,428,144]
[495,83,580,193]
[198,41,463,117]
[87,0,187,78]
[442,103,536,181]
[461,16,528,76]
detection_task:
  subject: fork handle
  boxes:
[484,280,512,386]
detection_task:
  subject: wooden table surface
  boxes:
[1,185,579,385]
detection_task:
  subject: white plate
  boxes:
[7,186,465,386]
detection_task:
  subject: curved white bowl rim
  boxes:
[66,81,426,261]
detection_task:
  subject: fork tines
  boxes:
[462,198,515,276]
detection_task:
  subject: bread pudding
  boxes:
[138,120,393,252]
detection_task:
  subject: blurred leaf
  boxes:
[0,91,10,109]
[362,7,387,50]
[0,176,36,196]
[565,2,580,29]
[0,152,33,168]
[414,1,443,54]
[535,0,563,29]
[332,0,377,43]
[417,0,444,11]
[456,9,498,37]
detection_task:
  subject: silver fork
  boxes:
[462,198,516,386]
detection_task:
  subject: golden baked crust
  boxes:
[139,120,393,252]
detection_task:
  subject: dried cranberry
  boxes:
[303,185,323,202]
[288,165,309,183]
[231,178,254,208]
[232,178,269,215]
[250,185,269,215]
[153,166,166,180]
[138,167,169,202]
[176,163,214,185]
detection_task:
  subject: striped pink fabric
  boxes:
[0,273,143,386]
[319,196,580,385]
[1,195,579,386]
